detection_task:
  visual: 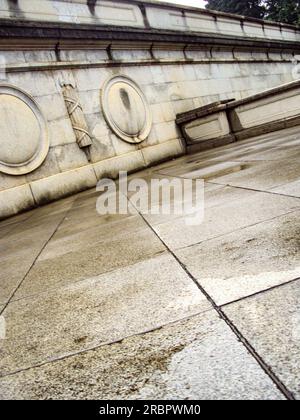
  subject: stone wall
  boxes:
[177,80,300,152]
[1,0,300,219]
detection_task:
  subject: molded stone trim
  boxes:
[101,75,152,144]
[0,84,49,176]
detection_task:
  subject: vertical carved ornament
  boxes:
[62,84,93,160]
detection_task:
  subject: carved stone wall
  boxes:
[1,0,300,219]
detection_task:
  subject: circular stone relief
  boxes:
[0,84,49,175]
[101,76,152,144]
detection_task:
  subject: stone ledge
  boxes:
[1,18,300,52]
[0,139,184,220]
[176,80,300,153]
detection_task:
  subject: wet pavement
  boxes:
[1,126,300,400]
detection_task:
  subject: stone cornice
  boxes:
[0,19,300,53]
[22,0,300,32]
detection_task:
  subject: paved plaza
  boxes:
[0,127,300,400]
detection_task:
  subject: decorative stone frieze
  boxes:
[101,76,152,144]
[0,84,49,176]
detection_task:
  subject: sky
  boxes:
[155,0,206,9]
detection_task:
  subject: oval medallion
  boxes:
[101,76,152,144]
[0,84,49,175]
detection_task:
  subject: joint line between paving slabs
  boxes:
[154,169,300,201]
[205,180,300,201]
[126,195,296,401]
[0,309,213,380]
[220,276,300,309]
[0,202,76,317]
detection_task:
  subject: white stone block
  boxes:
[186,12,217,33]
[216,18,243,37]
[110,133,139,156]
[30,165,97,205]
[185,112,230,142]
[74,68,111,92]
[243,22,264,38]
[142,139,184,166]
[146,7,186,31]
[154,121,179,143]
[77,89,101,116]
[37,93,68,122]
[48,118,77,147]
[54,144,89,172]
[0,172,27,192]
[264,25,283,40]
[236,88,300,129]
[0,51,26,65]
[95,1,144,27]
[0,184,34,220]
[93,151,145,180]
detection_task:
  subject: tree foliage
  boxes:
[265,0,300,25]
[205,0,300,25]
[205,0,265,19]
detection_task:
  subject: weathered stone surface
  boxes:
[101,76,152,144]
[272,180,300,198]
[37,214,146,261]
[93,151,145,180]
[0,125,299,399]
[212,158,300,191]
[0,311,284,400]
[0,209,72,305]
[224,280,300,399]
[1,36,299,219]
[0,185,35,221]
[177,211,300,305]
[0,85,49,175]
[13,225,166,300]
[154,190,300,250]
[0,253,210,376]
[30,165,97,206]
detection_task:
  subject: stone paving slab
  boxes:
[0,212,70,305]
[163,162,245,181]
[185,126,300,161]
[176,211,300,305]
[206,158,300,192]
[38,215,146,262]
[223,279,300,399]
[0,311,284,400]
[55,204,139,239]
[271,180,300,198]
[0,127,300,399]
[0,253,210,376]
[154,190,300,250]
[13,227,166,300]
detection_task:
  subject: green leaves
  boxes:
[205,0,300,25]
[265,0,300,25]
[205,0,265,19]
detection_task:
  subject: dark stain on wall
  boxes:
[120,88,131,110]
[87,0,97,15]
[8,0,24,18]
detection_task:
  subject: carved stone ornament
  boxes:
[101,76,152,144]
[62,83,93,160]
[0,84,49,176]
